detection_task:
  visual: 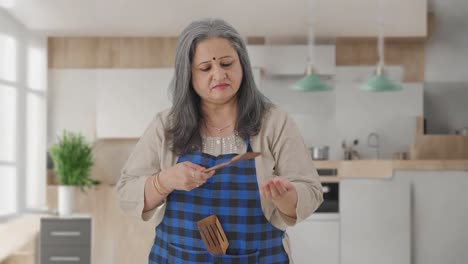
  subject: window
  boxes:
[25,92,47,209]
[0,18,47,219]
[0,33,16,82]
[0,84,16,162]
[0,33,18,218]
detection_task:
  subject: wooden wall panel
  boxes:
[48,37,99,68]
[48,37,178,68]
[336,38,425,82]
[49,36,425,82]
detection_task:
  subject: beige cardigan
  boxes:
[117,106,323,260]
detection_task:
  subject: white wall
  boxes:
[49,66,423,160]
[261,66,423,160]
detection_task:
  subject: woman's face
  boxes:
[191,37,243,106]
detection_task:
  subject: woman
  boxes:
[117,18,323,264]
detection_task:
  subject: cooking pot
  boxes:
[310,146,329,160]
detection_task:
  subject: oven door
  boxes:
[316,182,339,213]
[316,168,339,213]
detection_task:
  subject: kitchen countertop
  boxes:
[313,160,468,182]
[305,213,340,221]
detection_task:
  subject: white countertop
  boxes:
[306,213,340,221]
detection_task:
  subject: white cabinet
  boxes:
[96,69,173,138]
[340,178,410,264]
[247,45,335,76]
[51,67,261,139]
[287,214,340,264]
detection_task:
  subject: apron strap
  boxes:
[245,137,253,152]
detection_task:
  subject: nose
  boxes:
[212,65,227,81]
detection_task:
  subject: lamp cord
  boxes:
[307,0,316,69]
[378,0,385,69]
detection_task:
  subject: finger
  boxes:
[200,170,216,181]
[186,181,198,191]
[190,170,203,183]
[263,184,274,200]
[194,180,204,189]
[184,182,193,191]
[189,172,204,187]
[183,161,205,171]
[273,178,288,195]
[275,177,293,191]
[184,170,197,187]
[260,184,271,199]
[268,182,281,199]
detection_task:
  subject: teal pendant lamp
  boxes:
[360,0,402,92]
[361,66,402,92]
[292,0,332,92]
[292,66,331,92]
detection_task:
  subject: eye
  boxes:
[221,62,233,67]
[200,67,211,72]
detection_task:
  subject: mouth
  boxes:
[212,83,230,89]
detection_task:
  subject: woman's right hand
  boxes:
[158,161,215,192]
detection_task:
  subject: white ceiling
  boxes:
[2,0,427,37]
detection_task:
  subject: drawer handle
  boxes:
[50,231,81,237]
[50,256,80,262]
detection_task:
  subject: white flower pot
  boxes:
[58,185,75,216]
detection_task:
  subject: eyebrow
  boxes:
[196,55,233,67]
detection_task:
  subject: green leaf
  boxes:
[49,130,100,191]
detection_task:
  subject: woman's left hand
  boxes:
[259,177,298,218]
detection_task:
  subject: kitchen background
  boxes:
[1,0,468,264]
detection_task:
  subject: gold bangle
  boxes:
[153,174,170,195]
[156,174,171,194]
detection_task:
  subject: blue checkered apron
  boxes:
[149,139,289,263]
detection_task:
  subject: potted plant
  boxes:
[49,131,100,216]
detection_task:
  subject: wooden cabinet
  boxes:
[287,214,340,264]
[40,216,91,264]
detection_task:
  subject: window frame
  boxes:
[0,25,47,222]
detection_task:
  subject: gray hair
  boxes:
[166,18,271,155]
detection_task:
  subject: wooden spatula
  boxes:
[203,152,261,173]
[197,215,229,255]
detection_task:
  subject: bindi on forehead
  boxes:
[212,57,216,60]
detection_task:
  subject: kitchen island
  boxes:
[294,160,468,264]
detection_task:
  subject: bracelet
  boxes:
[153,174,171,195]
